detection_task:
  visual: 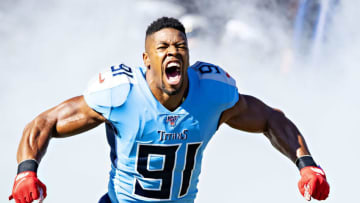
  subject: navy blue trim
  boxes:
[295,156,317,170]
[105,123,117,166]
[98,193,112,203]
[17,159,38,174]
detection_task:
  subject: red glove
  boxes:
[298,166,329,201]
[9,171,47,203]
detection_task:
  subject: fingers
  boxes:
[30,189,39,201]
[28,181,46,201]
[9,194,23,203]
[319,186,329,200]
[9,194,22,203]
[298,180,305,196]
[298,177,313,201]
[24,194,34,203]
[14,196,34,203]
[38,181,47,198]
[10,172,47,203]
[304,183,311,201]
[308,179,319,199]
[307,176,330,200]
[316,179,330,200]
[11,189,38,203]
[299,166,330,201]
[15,197,24,203]
[29,187,39,200]
[28,194,34,203]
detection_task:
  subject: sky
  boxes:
[1,0,359,202]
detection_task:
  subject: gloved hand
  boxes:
[298,166,329,201]
[9,171,47,203]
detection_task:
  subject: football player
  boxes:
[9,17,329,203]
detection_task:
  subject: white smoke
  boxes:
[1,0,358,202]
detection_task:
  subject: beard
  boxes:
[160,76,184,96]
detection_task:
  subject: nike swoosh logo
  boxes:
[99,73,105,83]
[310,167,325,175]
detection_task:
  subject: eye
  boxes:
[177,44,188,50]
[157,43,168,50]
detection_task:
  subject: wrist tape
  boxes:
[17,159,39,174]
[295,155,317,170]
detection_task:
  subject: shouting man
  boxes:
[9,17,329,203]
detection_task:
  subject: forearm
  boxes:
[17,113,56,163]
[264,110,310,162]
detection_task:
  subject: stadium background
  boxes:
[0,0,358,202]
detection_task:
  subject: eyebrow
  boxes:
[157,42,169,45]
[157,40,187,45]
[176,42,187,46]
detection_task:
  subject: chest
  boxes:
[110,102,204,145]
[108,79,223,146]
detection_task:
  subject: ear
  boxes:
[143,52,151,69]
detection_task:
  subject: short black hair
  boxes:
[146,17,186,37]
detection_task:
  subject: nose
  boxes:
[167,45,178,56]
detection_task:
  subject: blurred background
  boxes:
[1,0,359,202]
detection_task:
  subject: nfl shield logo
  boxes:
[166,115,180,126]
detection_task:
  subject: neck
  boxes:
[146,72,188,111]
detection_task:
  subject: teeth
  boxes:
[167,62,180,68]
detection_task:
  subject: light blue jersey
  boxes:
[84,61,239,202]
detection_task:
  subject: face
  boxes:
[143,28,190,96]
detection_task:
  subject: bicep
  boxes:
[52,96,105,137]
[222,94,273,133]
[17,96,105,162]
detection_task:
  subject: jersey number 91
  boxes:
[134,143,202,200]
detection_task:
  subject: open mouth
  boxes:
[165,61,181,85]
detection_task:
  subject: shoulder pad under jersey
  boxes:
[84,64,136,107]
[190,61,236,87]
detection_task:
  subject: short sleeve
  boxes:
[224,79,239,110]
[83,64,133,119]
[191,61,239,111]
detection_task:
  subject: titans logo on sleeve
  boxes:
[84,62,239,202]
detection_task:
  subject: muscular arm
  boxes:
[17,96,105,163]
[220,94,310,162]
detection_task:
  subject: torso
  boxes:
[84,62,238,202]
